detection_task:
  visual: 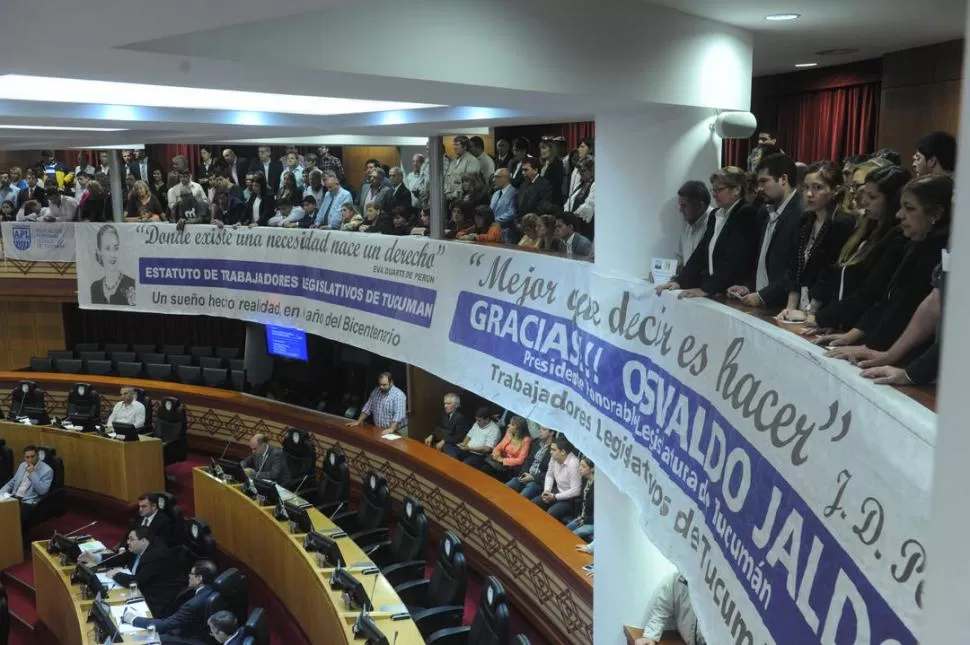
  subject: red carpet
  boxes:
[3,454,551,645]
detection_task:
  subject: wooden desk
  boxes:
[0,498,22,570]
[0,420,164,504]
[32,541,155,645]
[193,468,423,644]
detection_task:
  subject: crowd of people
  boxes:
[656,129,954,388]
[0,136,596,258]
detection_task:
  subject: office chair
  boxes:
[66,383,101,427]
[202,368,228,388]
[240,607,268,645]
[78,350,106,362]
[426,576,510,645]
[110,351,136,364]
[84,359,113,376]
[198,356,224,370]
[230,370,246,392]
[366,496,429,581]
[0,440,12,484]
[215,347,240,360]
[182,518,217,562]
[308,448,350,514]
[131,387,153,431]
[396,532,467,637]
[189,346,213,359]
[54,358,83,374]
[8,381,47,424]
[29,357,52,372]
[46,349,73,360]
[145,363,173,381]
[209,568,249,625]
[117,361,144,379]
[228,358,245,372]
[140,352,166,365]
[104,343,130,354]
[153,397,188,474]
[132,344,157,356]
[175,365,202,385]
[281,428,316,492]
[160,344,185,357]
[167,354,193,368]
[154,492,185,547]
[74,342,100,353]
[29,446,66,527]
[333,471,390,546]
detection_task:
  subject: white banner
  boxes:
[75,223,934,644]
[2,221,77,262]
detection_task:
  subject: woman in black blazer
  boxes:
[538,138,565,206]
[778,161,855,322]
[820,173,952,351]
[244,173,276,226]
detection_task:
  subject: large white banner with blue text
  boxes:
[2,221,76,262]
[75,222,935,644]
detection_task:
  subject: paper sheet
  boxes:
[650,257,678,285]
[96,572,121,590]
[381,433,402,441]
[78,540,106,554]
[110,601,150,635]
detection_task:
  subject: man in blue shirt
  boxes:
[1,444,54,528]
[314,172,353,229]
[0,171,20,206]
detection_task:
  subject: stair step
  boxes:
[5,580,38,629]
[2,566,36,596]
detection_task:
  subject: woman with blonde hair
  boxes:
[124,180,164,221]
[842,156,892,215]
[518,213,541,248]
[460,172,490,208]
[340,203,363,231]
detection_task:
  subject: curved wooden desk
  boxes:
[194,467,423,644]
[0,420,164,505]
[0,372,594,645]
[0,499,23,570]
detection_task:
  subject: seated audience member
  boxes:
[566,456,594,541]
[277,171,303,207]
[635,571,705,645]
[108,386,147,429]
[675,180,713,268]
[108,526,186,619]
[80,492,175,567]
[809,166,910,331]
[536,213,564,252]
[446,202,473,239]
[173,186,209,229]
[390,206,413,235]
[776,161,855,322]
[455,407,501,468]
[458,205,502,242]
[124,180,163,221]
[537,137,565,205]
[912,130,956,177]
[77,180,111,221]
[490,168,518,241]
[211,189,246,228]
[149,168,169,212]
[315,172,353,229]
[425,393,471,457]
[207,610,244,644]
[166,170,207,217]
[459,171,490,208]
[842,157,891,215]
[244,174,276,227]
[16,199,44,223]
[518,213,541,248]
[359,203,393,234]
[411,207,430,235]
[517,158,553,218]
[340,203,363,231]
[125,559,218,641]
[555,212,593,257]
[656,166,758,298]
[817,174,952,351]
[18,168,47,208]
[284,195,316,228]
[1,200,15,221]
[240,433,290,483]
[348,372,408,436]
[727,153,803,308]
[303,169,325,205]
[565,156,595,240]
[507,427,553,498]
[479,416,532,479]
[42,179,79,221]
[0,444,53,527]
[266,202,304,227]
[387,166,412,212]
[531,436,581,520]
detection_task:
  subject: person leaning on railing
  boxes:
[478,415,532,480]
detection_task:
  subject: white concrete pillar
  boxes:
[592,106,723,643]
[922,4,970,641]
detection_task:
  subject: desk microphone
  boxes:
[63,520,98,538]
[217,436,233,462]
[392,632,398,645]
[12,389,27,421]
[327,501,346,519]
[292,474,310,496]
[369,572,380,609]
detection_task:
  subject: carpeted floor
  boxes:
[3,454,549,645]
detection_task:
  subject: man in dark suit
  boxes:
[728,153,804,309]
[128,149,161,182]
[425,393,472,458]
[387,166,413,213]
[126,559,218,643]
[656,166,759,298]
[241,433,289,484]
[221,148,249,189]
[517,158,553,217]
[554,212,593,257]
[207,611,244,644]
[17,168,47,208]
[130,492,176,544]
[109,526,186,619]
[248,146,283,197]
[358,168,393,212]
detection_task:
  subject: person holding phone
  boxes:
[506,426,553,499]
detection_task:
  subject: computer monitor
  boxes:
[71,562,107,598]
[47,531,83,562]
[283,500,314,535]
[331,567,373,612]
[89,596,121,643]
[112,422,139,442]
[303,531,346,568]
[217,458,250,485]
[253,478,281,506]
[353,611,390,645]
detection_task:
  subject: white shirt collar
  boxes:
[768,190,796,219]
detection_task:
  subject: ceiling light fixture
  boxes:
[0,75,443,117]
[765,13,800,21]
[0,124,127,131]
[794,63,819,68]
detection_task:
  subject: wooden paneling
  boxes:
[0,499,23,570]
[341,146,401,189]
[0,300,67,370]
[877,40,964,155]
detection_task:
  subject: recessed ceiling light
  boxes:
[765,13,800,21]
[0,124,127,131]
[794,63,819,68]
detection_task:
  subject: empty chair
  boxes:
[131,387,153,431]
[0,439,13,484]
[206,568,249,625]
[176,365,202,385]
[161,344,185,356]
[426,576,510,645]
[167,354,193,367]
[104,343,129,353]
[153,397,188,471]
[54,358,83,374]
[85,359,113,376]
[29,357,52,372]
[230,370,245,392]
[189,346,213,358]
[215,347,240,360]
[47,349,73,360]
[199,356,224,370]
[333,471,390,545]
[281,428,316,491]
[241,608,268,645]
[74,342,100,352]
[140,352,166,364]
[145,363,173,381]
[78,350,106,362]
[368,496,429,583]
[154,492,185,547]
[228,358,245,372]
[110,351,136,364]
[397,532,468,637]
[182,517,217,561]
[308,449,350,514]
[66,383,101,426]
[8,381,47,423]
[132,343,157,356]
[202,368,228,388]
[117,361,144,379]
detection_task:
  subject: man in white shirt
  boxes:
[469,136,495,187]
[455,406,501,468]
[167,170,207,217]
[676,180,712,266]
[405,154,428,208]
[636,571,705,645]
[303,169,325,205]
[39,179,78,221]
[107,386,146,429]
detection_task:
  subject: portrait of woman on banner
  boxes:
[90,224,136,306]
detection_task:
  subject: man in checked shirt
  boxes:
[347,372,408,436]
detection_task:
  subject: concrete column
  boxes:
[108,149,124,222]
[591,105,723,644]
[428,136,444,240]
[922,5,970,640]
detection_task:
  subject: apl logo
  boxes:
[12,225,31,251]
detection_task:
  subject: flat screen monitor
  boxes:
[112,422,139,442]
[48,531,83,561]
[331,567,373,612]
[265,325,308,361]
[253,478,281,505]
[304,530,346,568]
[72,563,107,597]
[89,597,121,643]
[283,499,314,535]
[353,611,390,645]
[217,458,250,485]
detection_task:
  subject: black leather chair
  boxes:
[367,496,429,580]
[216,347,241,360]
[229,359,245,372]
[202,368,228,388]
[110,351,137,363]
[281,428,316,492]
[333,471,390,546]
[189,346,213,359]
[230,370,246,392]
[85,359,113,376]
[176,365,202,385]
[153,397,188,471]
[131,388,153,431]
[199,356,224,370]
[8,381,47,423]
[182,518,217,561]
[29,357,52,372]
[104,343,129,354]
[241,608,268,645]
[75,342,100,353]
[167,354,193,368]
[159,345,183,357]
[66,383,101,426]
[29,446,66,527]
[47,350,73,360]
[0,439,12,484]
[78,350,106,362]
[396,531,467,637]
[55,358,83,374]
[154,492,185,547]
[117,361,144,379]
[0,579,9,645]
[140,352,166,365]
[145,363,173,381]
[308,449,350,515]
[132,344,157,356]
[512,635,530,644]
[427,576,510,645]
[208,568,249,625]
